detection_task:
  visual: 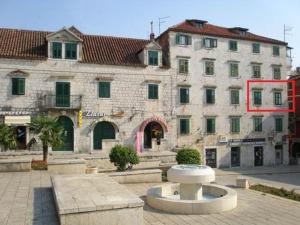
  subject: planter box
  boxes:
[48,159,86,174]
[51,174,144,225]
[108,169,162,184]
[0,159,31,172]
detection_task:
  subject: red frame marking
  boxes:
[246,80,295,112]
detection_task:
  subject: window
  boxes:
[273,46,280,56]
[273,67,281,80]
[253,117,263,132]
[99,82,110,98]
[203,38,217,48]
[178,59,189,74]
[230,63,239,77]
[275,118,283,132]
[148,84,158,99]
[206,88,215,104]
[229,40,238,51]
[206,118,216,134]
[252,65,261,78]
[230,117,240,133]
[180,88,189,104]
[12,78,25,95]
[205,61,214,75]
[230,89,239,104]
[148,51,158,66]
[180,118,190,134]
[175,34,192,45]
[252,43,260,53]
[52,42,62,59]
[65,43,77,59]
[253,91,262,105]
[274,92,282,105]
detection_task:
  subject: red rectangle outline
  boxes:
[246,80,296,112]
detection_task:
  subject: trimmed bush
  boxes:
[109,145,139,171]
[176,148,201,164]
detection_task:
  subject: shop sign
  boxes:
[0,109,37,116]
[218,136,228,144]
[83,111,106,119]
[4,116,31,125]
[229,138,266,146]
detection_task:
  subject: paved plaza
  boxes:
[0,169,300,225]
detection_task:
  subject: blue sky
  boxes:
[0,0,299,67]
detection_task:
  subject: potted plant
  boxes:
[109,145,139,171]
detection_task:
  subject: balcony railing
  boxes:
[43,95,82,109]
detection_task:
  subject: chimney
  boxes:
[150,21,155,41]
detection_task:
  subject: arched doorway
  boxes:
[53,116,74,151]
[144,121,164,149]
[292,143,300,158]
[93,121,116,150]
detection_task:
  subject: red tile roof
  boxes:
[0,28,150,66]
[166,20,287,46]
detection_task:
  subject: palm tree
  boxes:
[30,115,64,161]
[0,123,17,151]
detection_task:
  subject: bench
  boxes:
[48,159,86,174]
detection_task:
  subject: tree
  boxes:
[30,115,64,161]
[0,123,17,151]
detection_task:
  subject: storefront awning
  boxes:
[4,116,31,126]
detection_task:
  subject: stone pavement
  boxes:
[0,170,299,225]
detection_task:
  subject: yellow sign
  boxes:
[78,111,83,128]
[4,116,31,125]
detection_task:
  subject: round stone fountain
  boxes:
[147,164,237,214]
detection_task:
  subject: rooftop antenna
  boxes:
[284,24,293,42]
[159,16,170,34]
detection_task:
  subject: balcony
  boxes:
[43,95,82,110]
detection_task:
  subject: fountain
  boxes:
[147,164,237,214]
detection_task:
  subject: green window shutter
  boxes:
[274,92,282,105]
[274,67,281,79]
[230,63,239,77]
[275,118,283,132]
[254,117,262,132]
[254,91,262,105]
[65,43,77,59]
[148,51,158,66]
[175,34,180,44]
[180,118,190,134]
[12,78,25,95]
[99,82,111,98]
[252,43,260,53]
[180,88,189,103]
[186,35,192,45]
[52,42,62,58]
[205,61,214,75]
[273,46,280,56]
[207,118,215,134]
[229,41,237,51]
[231,118,240,133]
[206,89,215,104]
[148,84,158,99]
[179,59,189,74]
[231,90,239,104]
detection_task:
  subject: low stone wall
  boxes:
[108,169,162,184]
[48,159,86,174]
[0,159,31,172]
[51,174,144,225]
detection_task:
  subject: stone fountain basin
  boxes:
[167,165,215,184]
[147,183,237,214]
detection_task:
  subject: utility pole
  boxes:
[158,16,170,35]
[284,24,293,42]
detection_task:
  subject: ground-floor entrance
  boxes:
[205,148,217,168]
[231,147,240,167]
[254,146,264,166]
[143,121,164,149]
[275,144,283,165]
[53,116,74,151]
[93,121,116,150]
[13,126,27,149]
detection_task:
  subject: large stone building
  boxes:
[0,19,292,168]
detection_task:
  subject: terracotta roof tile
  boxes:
[167,20,287,45]
[0,28,150,66]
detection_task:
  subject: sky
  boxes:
[0,0,299,67]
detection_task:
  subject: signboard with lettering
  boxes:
[229,138,266,146]
[83,111,106,119]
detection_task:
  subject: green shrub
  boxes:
[109,145,139,171]
[176,148,201,164]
